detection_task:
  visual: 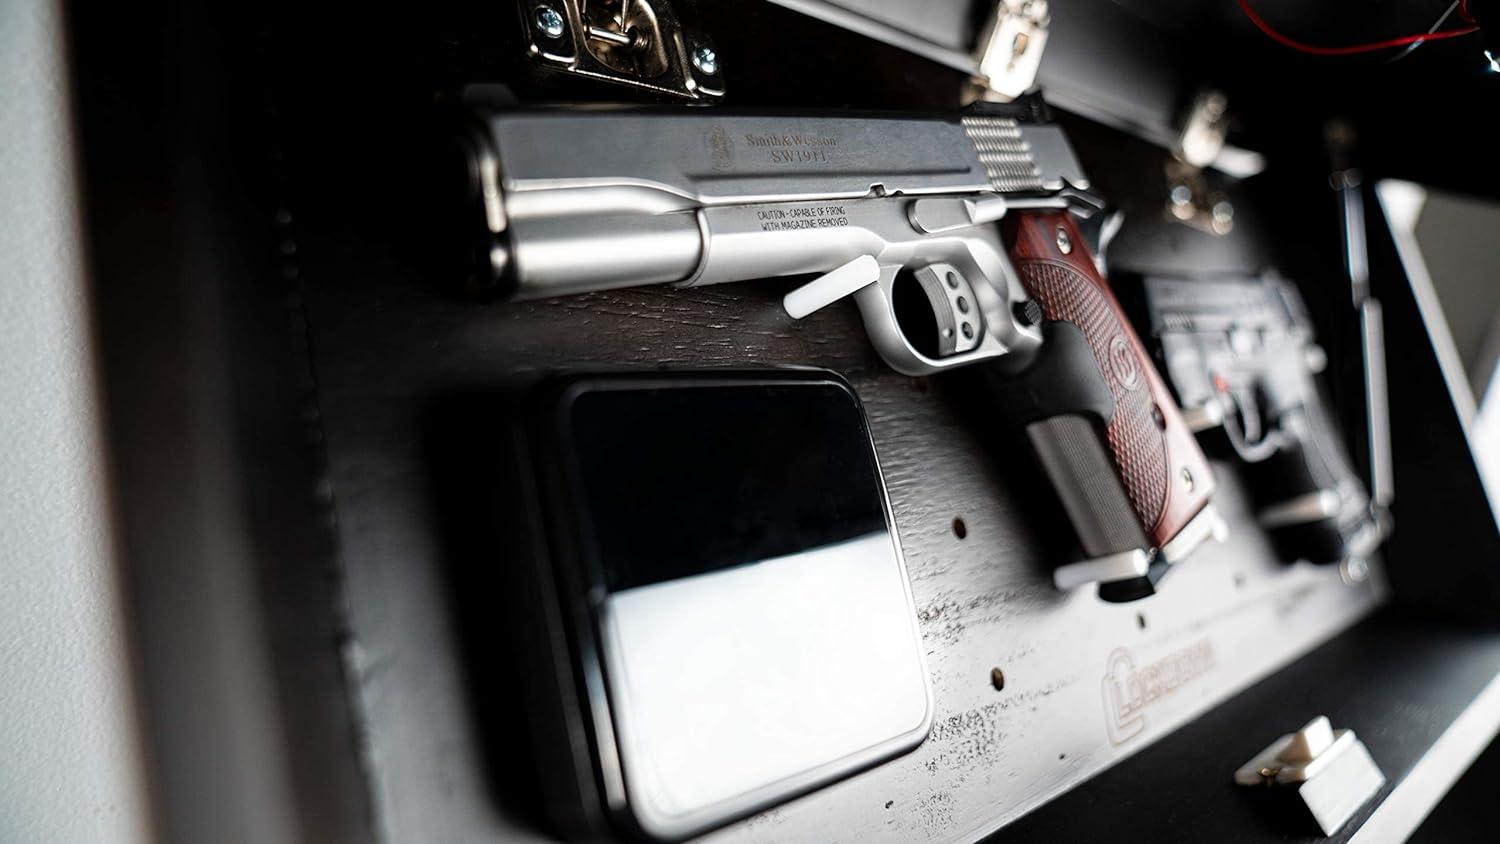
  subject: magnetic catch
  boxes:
[1234,715,1385,836]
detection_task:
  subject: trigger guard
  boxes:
[1220,390,1284,464]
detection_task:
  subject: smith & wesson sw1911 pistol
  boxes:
[454,96,1226,599]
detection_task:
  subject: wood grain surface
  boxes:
[304,252,1384,841]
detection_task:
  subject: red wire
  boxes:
[1237,0,1479,55]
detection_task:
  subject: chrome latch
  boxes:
[520,0,724,100]
[976,0,1050,101]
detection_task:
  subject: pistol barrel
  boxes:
[507,212,703,299]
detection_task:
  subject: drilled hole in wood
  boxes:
[952,517,967,539]
[990,667,1005,691]
[1136,613,1147,630]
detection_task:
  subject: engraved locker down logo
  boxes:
[1101,640,1217,745]
[1108,335,1141,391]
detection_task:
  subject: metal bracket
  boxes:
[976,0,1051,101]
[1160,503,1229,565]
[1052,548,1151,592]
[1053,504,1227,600]
[1166,91,1235,236]
[518,0,724,100]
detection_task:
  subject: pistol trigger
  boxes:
[783,255,881,319]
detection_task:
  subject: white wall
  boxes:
[1414,189,1500,399]
[0,0,154,839]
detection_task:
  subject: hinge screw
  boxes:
[692,45,719,76]
[534,5,565,38]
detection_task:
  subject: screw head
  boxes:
[1341,557,1371,584]
[1169,184,1193,206]
[692,45,718,75]
[1181,466,1195,491]
[1303,343,1328,374]
[1210,200,1234,234]
[533,5,565,38]
[1055,226,1072,255]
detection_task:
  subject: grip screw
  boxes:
[1181,467,1195,491]
[1055,226,1073,255]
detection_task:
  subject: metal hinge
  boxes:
[1166,91,1235,236]
[976,0,1050,101]
[518,0,724,100]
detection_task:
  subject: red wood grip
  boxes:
[1003,211,1215,550]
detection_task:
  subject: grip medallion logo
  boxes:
[1108,335,1141,391]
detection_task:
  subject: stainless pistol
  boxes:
[456,97,1225,598]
